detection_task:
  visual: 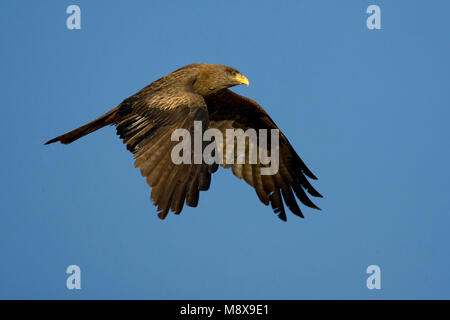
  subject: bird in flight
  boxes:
[45,63,322,221]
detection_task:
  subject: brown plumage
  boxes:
[45,63,322,221]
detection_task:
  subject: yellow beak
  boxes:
[235,74,250,87]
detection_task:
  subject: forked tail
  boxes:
[45,107,118,145]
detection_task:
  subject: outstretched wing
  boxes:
[205,89,322,221]
[115,83,212,219]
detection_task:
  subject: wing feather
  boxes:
[206,89,321,221]
[115,81,210,219]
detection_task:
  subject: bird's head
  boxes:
[191,63,249,96]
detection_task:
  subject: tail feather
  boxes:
[45,108,118,145]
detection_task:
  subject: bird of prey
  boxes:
[45,63,322,221]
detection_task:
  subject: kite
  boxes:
[46,63,322,221]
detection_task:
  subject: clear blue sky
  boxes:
[1,1,449,299]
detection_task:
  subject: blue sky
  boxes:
[0,1,449,299]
